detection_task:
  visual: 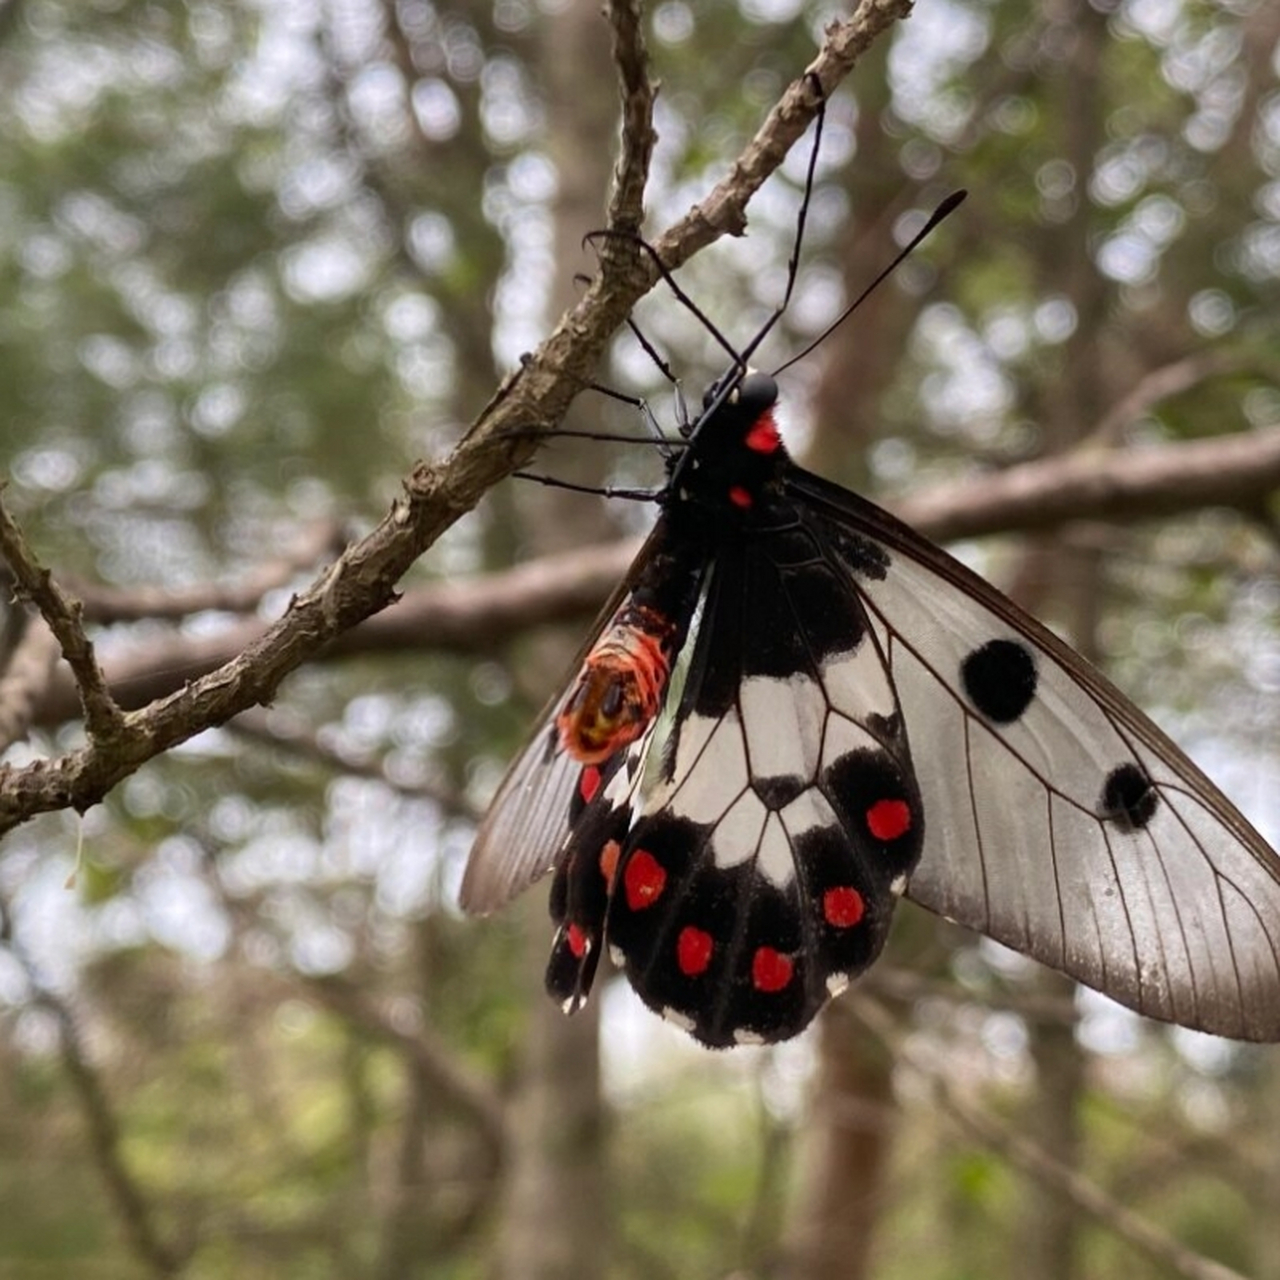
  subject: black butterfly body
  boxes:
[461,368,1280,1048]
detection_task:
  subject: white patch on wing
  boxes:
[670,709,748,824]
[668,712,717,783]
[756,811,795,888]
[739,673,824,784]
[780,787,840,840]
[820,715,879,771]
[826,972,851,996]
[663,1006,696,1032]
[734,1027,766,1046]
[821,647,896,722]
[865,612,891,661]
[713,790,768,870]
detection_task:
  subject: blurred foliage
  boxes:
[1,0,1279,1277]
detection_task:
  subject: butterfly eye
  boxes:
[735,372,779,417]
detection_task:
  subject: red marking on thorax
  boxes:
[579,766,602,804]
[567,924,588,958]
[676,926,713,976]
[866,798,912,841]
[823,886,865,928]
[745,409,781,454]
[728,485,752,509]
[751,946,794,993]
[624,849,666,911]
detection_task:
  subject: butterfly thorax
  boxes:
[665,371,790,526]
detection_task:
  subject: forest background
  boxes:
[1,0,1279,1277]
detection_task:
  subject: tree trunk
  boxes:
[781,1008,895,1280]
[497,907,608,1280]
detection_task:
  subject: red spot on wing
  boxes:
[599,839,621,886]
[624,849,666,911]
[745,411,780,454]
[751,946,794,993]
[567,924,589,958]
[676,926,713,976]
[823,886,865,928]
[866,798,912,841]
[579,766,602,804]
[728,485,752,509]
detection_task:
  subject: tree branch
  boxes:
[895,419,1280,543]
[0,614,60,752]
[23,421,1280,731]
[603,0,657,237]
[0,494,125,743]
[0,10,907,838]
[652,0,913,261]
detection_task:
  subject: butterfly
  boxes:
[460,184,1280,1052]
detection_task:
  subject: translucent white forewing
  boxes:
[792,468,1280,1041]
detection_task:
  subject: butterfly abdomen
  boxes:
[556,603,680,765]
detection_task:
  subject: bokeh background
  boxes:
[2,0,1280,1277]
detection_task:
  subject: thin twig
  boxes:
[1084,349,1253,447]
[652,0,913,265]
[0,614,60,752]
[603,0,656,238]
[849,995,1249,1280]
[0,492,125,744]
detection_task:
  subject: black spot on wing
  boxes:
[791,822,889,975]
[823,748,924,889]
[827,526,890,582]
[1100,762,1160,833]
[960,638,1038,724]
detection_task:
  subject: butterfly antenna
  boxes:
[497,426,683,447]
[622,314,693,440]
[772,188,967,377]
[587,227,745,374]
[581,248,695,441]
[738,74,827,367]
[513,471,663,503]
